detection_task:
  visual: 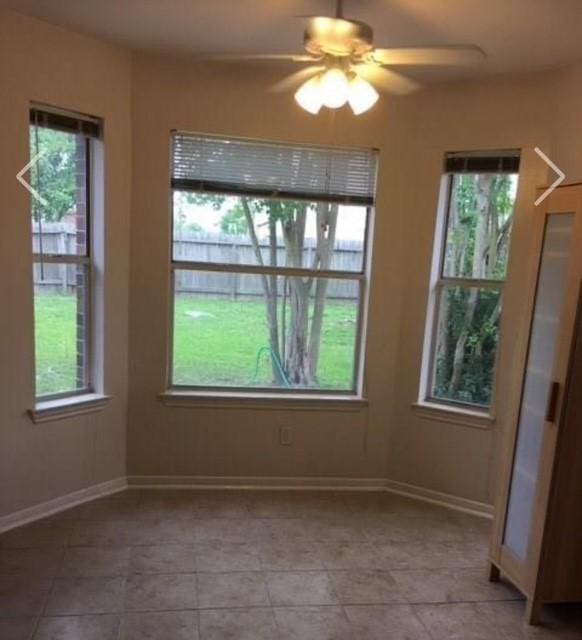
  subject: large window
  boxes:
[169,133,377,395]
[30,107,101,400]
[421,151,520,410]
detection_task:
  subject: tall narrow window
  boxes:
[30,107,101,400]
[421,151,520,410]
[169,133,377,396]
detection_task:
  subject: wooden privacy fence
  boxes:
[32,223,81,294]
[33,226,363,299]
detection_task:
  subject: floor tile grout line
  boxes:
[324,568,343,608]
[8,564,508,579]
[27,549,61,640]
[408,603,438,640]
[196,602,202,640]
[22,594,527,621]
[3,596,531,628]
[33,543,71,637]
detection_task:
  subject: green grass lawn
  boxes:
[173,294,357,389]
[34,293,79,396]
[34,293,358,395]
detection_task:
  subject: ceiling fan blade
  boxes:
[269,66,324,93]
[353,65,420,95]
[367,45,486,67]
[193,53,319,63]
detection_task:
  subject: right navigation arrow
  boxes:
[534,147,566,206]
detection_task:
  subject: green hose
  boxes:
[251,346,291,387]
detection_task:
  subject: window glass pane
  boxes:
[172,270,359,391]
[172,192,367,272]
[442,173,518,280]
[34,262,89,396]
[431,285,501,407]
[30,126,88,256]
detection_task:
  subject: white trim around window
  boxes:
[418,151,520,420]
[166,132,378,401]
[29,104,105,415]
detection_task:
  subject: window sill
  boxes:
[411,401,495,429]
[159,390,368,412]
[29,393,111,424]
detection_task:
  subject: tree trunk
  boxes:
[449,174,493,395]
[268,214,280,356]
[281,204,311,385]
[307,203,338,383]
[240,198,283,384]
[285,276,310,385]
[437,178,461,390]
[449,287,479,393]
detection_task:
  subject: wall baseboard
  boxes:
[126,475,388,491]
[0,474,492,532]
[128,474,493,518]
[384,478,493,519]
[0,477,127,533]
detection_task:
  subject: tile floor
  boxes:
[1,489,581,639]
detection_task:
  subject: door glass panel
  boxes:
[503,213,574,560]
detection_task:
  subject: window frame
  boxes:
[420,162,518,415]
[167,134,376,399]
[30,106,100,403]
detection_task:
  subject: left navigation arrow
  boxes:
[16,149,48,207]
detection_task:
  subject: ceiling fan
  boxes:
[197,0,486,115]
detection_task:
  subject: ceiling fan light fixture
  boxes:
[348,74,379,115]
[319,67,349,108]
[294,75,323,114]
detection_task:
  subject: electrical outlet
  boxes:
[279,425,292,446]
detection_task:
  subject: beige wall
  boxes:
[2,9,581,517]
[127,56,409,481]
[386,73,553,503]
[127,55,559,503]
[0,10,131,517]
[552,62,582,183]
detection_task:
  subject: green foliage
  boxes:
[435,172,517,407]
[445,174,513,279]
[30,127,77,222]
[433,287,500,406]
[219,202,248,235]
[217,196,316,236]
[185,192,225,210]
[174,216,203,233]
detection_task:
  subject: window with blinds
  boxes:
[168,132,377,396]
[172,133,378,205]
[420,150,521,411]
[30,105,102,400]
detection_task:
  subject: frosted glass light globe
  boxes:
[294,75,323,114]
[319,68,349,109]
[348,75,379,115]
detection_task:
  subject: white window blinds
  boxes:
[445,150,520,174]
[30,106,101,138]
[172,133,378,205]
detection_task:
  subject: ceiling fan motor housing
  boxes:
[304,17,374,58]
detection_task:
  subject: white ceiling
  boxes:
[2,0,582,79]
